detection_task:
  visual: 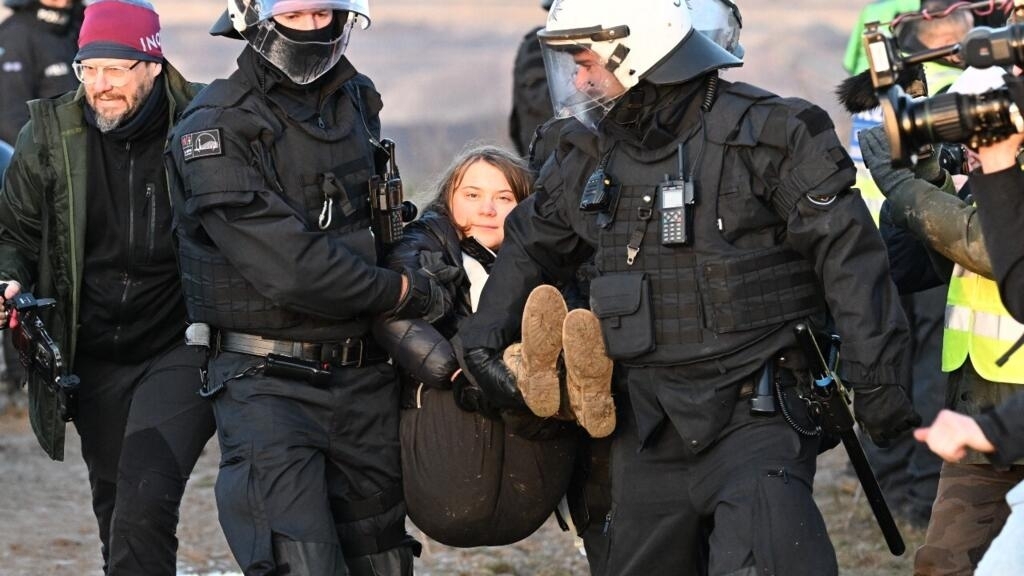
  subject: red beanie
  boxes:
[76,0,163,62]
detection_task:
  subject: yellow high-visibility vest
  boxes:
[942,264,1024,384]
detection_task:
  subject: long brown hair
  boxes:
[426,144,533,236]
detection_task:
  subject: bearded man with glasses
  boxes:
[0,1,215,574]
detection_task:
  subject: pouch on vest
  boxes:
[589,273,655,360]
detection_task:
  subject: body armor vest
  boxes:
[174,76,380,341]
[591,82,826,366]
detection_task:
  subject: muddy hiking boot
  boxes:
[562,308,615,438]
[503,285,567,418]
[504,284,616,437]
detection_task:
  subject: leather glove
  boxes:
[451,372,502,420]
[389,252,463,322]
[852,384,922,447]
[459,346,527,411]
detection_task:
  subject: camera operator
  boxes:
[861,63,1024,575]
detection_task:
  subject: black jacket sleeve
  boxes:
[971,166,1024,322]
[170,105,403,320]
[770,99,910,387]
[975,391,1024,466]
[373,216,461,388]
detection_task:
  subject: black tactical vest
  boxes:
[173,75,381,341]
[588,82,825,366]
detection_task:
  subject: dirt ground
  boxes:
[0,1,932,575]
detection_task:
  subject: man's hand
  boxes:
[853,384,922,447]
[459,347,526,411]
[914,409,996,462]
[0,280,22,328]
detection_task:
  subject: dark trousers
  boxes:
[208,351,415,576]
[862,286,946,523]
[605,394,836,576]
[73,342,215,576]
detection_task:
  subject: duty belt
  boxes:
[217,331,388,368]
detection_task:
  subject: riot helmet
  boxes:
[219,0,370,85]
[691,0,744,59]
[0,140,13,181]
[539,0,740,131]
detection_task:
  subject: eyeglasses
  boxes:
[72,61,143,87]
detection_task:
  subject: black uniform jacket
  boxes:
[374,209,468,388]
[0,9,78,143]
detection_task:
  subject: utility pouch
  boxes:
[589,273,655,360]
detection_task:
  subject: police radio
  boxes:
[370,139,417,248]
[659,143,695,246]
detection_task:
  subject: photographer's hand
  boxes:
[0,280,22,328]
[977,132,1024,174]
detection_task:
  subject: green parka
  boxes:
[0,62,202,460]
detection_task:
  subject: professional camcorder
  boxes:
[0,285,80,422]
[862,0,1024,166]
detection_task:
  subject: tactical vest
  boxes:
[590,82,826,366]
[942,264,1024,384]
[174,76,380,341]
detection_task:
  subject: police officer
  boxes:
[458,1,920,574]
[0,0,83,143]
[167,1,443,574]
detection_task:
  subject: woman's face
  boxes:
[450,160,519,250]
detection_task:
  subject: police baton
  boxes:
[794,323,906,556]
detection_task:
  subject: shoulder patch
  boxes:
[180,128,223,162]
[795,105,834,137]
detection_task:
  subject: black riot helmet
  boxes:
[212,0,371,85]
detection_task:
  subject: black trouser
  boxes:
[207,351,416,576]
[605,384,836,576]
[73,342,215,576]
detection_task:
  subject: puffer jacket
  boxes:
[0,62,202,460]
[373,209,470,387]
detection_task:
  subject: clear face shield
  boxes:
[231,0,368,84]
[541,40,630,132]
[690,0,743,58]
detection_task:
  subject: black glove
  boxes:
[459,347,527,411]
[390,252,463,322]
[860,124,949,185]
[451,372,501,420]
[852,384,922,447]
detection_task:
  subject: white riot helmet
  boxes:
[691,0,744,59]
[225,0,370,85]
[539,0,741,131]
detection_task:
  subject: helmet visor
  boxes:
[233,0,370,31]
[691,0,743,57]
[246,14,355,84]
[541,40,628,131]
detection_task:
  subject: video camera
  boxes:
[863,0,1024,166]
[0,285,80,422]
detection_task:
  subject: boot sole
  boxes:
[563,309,615,438]
[518,285,567,418]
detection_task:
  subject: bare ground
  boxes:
[0,2,927,574]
